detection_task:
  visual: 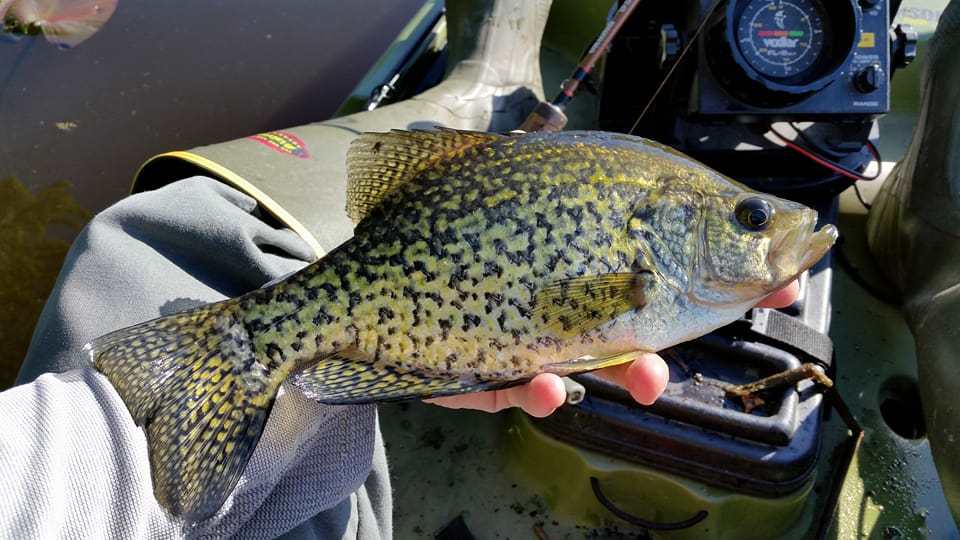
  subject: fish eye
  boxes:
[735,197,774,231]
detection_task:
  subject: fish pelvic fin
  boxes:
[345,128,506,223]
[542,350,646,377]
[292,348,515,403]
[85,299,283,522]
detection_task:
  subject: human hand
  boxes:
[425,281,800,417]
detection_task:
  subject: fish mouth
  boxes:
[798,224,838,270]
[769,217,839,283]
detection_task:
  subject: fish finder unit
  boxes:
[599,0,916,193]
[698,0,890,115]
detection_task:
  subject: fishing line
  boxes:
[628,0,725,135]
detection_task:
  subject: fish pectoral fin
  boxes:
[345,128,506,223]
[291,349,515,403]
[531,272,652,338]
[542,350,646,377]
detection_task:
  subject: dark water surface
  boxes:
[0,0,423,385]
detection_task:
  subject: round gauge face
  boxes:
[735,0,827,80]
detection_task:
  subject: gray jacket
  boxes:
[6,177,390,539]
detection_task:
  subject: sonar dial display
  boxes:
[736,0,827,79]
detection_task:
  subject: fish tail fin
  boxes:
[85,299,282,521]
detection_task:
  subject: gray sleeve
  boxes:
[4,177,391,539]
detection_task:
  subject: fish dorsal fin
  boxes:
[345,128,505,223]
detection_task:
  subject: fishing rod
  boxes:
[517,0,643,133]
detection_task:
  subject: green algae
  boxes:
[0,178,89,388]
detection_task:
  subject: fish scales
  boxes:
[86,129,838,521]
[243,138,679,378]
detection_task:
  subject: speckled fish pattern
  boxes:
[87,129,835,521]
[254,133,689,377]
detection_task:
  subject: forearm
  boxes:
[0,370,169,538]
[5,178,389,538]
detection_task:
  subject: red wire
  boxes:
[770,128,881,182]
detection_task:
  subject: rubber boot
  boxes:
[280,0,551,251]
[866,0,960,522]
[133,0,552,255]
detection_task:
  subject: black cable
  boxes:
[769,124,882,182]
[590,477,709,531]
[853,183,872,210]
[789,122,847,159]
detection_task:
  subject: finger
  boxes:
[595,353,669,405]
[758,280,799,308]
[423,392,496,412]
[504,373,567,417]
[424,373,567,417]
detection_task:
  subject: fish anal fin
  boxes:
[532,272,652,338]
[292,348,513,403]
[542,350,646,377]
[345,128,505,223]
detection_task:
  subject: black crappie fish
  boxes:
[87,129,837,520]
